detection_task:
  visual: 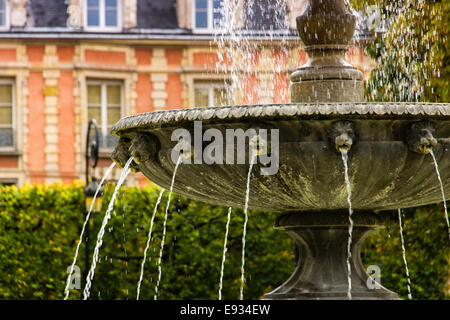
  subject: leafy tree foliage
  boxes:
[0,183,294,300]
[361,206,449,300]
[350,0,449,102]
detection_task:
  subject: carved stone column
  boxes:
[290,0,364,102]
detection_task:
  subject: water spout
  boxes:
[129,133,159,165]
[407,122,437,154]
[330,121,356,153]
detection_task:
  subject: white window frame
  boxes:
[84,0,122,32]
[0,78,15,151]
[193,0,224,33]
[194,81,229,107]
[0,0,10,31]
[86,79,123,151]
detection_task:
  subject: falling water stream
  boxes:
[136,188,166,300]
[83,157,134,300]
[240,155,256,300]
[341,150,354,300]
[154,156,182,300]
[214,0,290,106]
[212,0,289,298]
[64,162,116,300]
[429,150,450,240]
[218,207,232,300]
[398,209,413,299]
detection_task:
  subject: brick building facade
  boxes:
[0,0,374,186]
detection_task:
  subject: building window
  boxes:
[0,79,15,149]
[194,81,229,107]
[85,0,121,30]
[0,179,17,186]
[87,80,122,150]
[194,0,224,32]
[0,0,9,30]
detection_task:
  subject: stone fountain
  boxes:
[110,0,449,299]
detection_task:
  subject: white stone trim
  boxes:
[122,0,136,29]
[286,0,306,30]
[10,0,27,27]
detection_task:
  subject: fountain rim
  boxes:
[112,102,450,135]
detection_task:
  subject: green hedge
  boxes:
[0,183,85,299]
[361,205,449,300]
[0,183,448,300]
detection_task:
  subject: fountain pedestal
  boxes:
[291,0,364,103]
[264,211,399,300]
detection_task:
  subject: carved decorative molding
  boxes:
[10,0,28,27]
[111,102,450,134]
[67,0,83,29]
[122,0,137,29]
[286,0,306,29]
[177,0,192,29]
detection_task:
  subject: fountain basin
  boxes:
[111,102,449,212]
[101,0,450,300]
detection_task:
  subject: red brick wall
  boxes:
[0,156,18,168]
[166,49,183,109]
[85,49,126,65]
[0,48,16,62]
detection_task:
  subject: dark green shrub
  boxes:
[0,183,448,300]
[0,183,85,299]
[361,205,449,300]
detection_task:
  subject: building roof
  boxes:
[29,0,68,28]
[244,0,288,31]
[137,0,178,29]
[0,0,372,43]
